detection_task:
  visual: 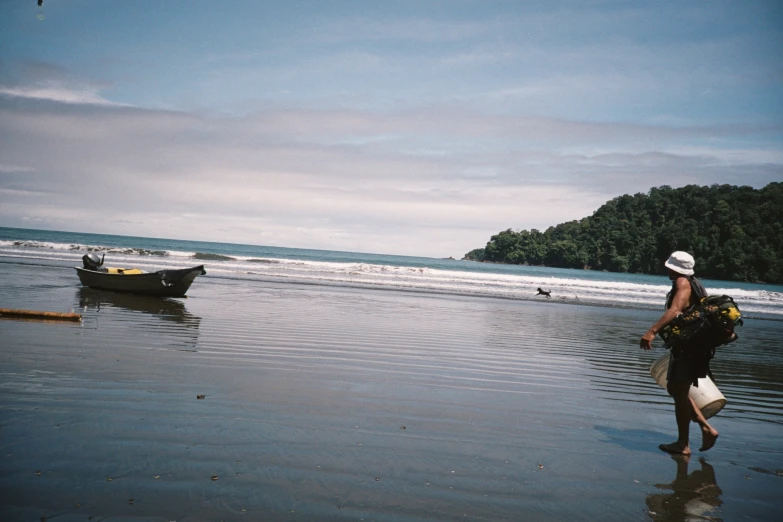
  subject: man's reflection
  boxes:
[646,455,722,522]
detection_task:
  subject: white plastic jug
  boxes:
[650,352,726,419]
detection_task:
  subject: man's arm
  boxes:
[640,277,691,350]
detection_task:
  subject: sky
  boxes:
[1,0,781,258]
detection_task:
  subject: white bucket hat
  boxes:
[665,251,695,276]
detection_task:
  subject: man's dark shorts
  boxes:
[667,345,711,388]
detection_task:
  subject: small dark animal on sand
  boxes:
[536,288,551,298]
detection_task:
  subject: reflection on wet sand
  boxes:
[76,287,201,350]
[77,287,199,325]
[646,455,722,522]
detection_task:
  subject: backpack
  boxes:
[658,295,743,349]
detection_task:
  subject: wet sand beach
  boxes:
[1,262,782,521]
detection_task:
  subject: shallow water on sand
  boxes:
[1,262,782,521]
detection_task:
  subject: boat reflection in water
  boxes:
[77,287,201,351]
[646,455,723,522]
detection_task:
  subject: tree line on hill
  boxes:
[463,183,783,284]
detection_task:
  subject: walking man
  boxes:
[640,251,720,455]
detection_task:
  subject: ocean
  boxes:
[2,227,782,318]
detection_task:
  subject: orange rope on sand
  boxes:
[0,308,82,322]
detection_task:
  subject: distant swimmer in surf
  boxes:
[536,288,551,298]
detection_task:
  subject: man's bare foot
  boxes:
[659,442,691,455]
[699,427,719,451]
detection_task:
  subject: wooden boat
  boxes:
[75,253,206,297]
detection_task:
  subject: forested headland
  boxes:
[464,183,783,284]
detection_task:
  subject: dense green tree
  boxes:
[463,183,783,284]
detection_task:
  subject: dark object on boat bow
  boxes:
[82,253,105,270]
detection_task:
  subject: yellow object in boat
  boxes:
[106,267,144,275]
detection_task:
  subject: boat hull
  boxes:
[75,266,206,297]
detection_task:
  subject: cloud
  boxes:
[1,86,780,257]
[0,84,126,106]
[0,164,36,173]
[0,58,121,107]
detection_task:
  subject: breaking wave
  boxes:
[1,233,782,319]
[3,240,170,257]
[193,252,235,261]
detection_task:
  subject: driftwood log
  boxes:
[0,308,82,322]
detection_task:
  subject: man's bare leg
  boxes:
[660,382,692,455]
[689,397,719,451]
